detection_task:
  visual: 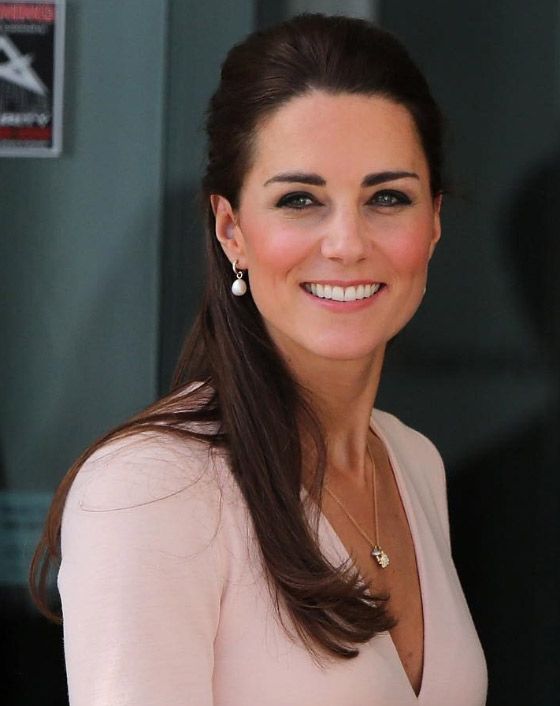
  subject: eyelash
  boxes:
[373,190,412,207]
[275,192,316,209]
[275,190,412,209]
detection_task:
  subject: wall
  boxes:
[0,1,166,494]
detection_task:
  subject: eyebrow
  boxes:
[263,170,420,188]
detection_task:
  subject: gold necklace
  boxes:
[324,442,390,569]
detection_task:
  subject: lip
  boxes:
[300,282,386,311]
[301,279,381,287]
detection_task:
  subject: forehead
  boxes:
[245,91,428,185]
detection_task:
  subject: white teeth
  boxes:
[332,286,344,302]
[304,282,382,301]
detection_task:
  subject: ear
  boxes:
[428,193,443,259]
[210,194,247,268]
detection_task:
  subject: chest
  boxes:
[321,452,424,695]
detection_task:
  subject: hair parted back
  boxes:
[30,13,444,662]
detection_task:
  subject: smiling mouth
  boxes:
[302,282,384,302]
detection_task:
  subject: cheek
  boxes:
[381,219,434,274]
[243,217,312,281]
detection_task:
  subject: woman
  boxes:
[30,13,487,706]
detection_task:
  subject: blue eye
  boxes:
[276,192,316,209]
[371,190,412,207]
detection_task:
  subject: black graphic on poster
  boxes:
[0,1,65,156]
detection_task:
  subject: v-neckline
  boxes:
[302,410,428,702]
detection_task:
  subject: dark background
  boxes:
[1,1,557,703]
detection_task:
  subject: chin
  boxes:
[299,336,388,363]
[264,319,396,365]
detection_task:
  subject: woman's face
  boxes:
[212,91,441,365]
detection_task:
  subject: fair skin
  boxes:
[211,90,441,695]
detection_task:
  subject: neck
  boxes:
[279,340,386,484]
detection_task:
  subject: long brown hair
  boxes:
[30,13,444,662]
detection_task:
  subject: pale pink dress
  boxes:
[58,408,488,705]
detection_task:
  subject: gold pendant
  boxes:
[371,545,390,568]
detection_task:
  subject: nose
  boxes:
[320,208,368,264]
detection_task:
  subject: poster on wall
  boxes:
[0,0,65,157]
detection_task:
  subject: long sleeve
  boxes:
[58,433,227,706]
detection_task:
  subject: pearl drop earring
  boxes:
[231,260,247,296]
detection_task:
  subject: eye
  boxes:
[275,192,318,209]
[370,190,412,207]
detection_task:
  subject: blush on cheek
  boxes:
[245,220,314,275]
[386,235,432,272]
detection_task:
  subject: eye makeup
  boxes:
[275,192,318,209]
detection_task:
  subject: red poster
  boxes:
[0,0,65,156]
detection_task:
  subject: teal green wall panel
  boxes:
[0,1,167,491]
[159,0,255,386]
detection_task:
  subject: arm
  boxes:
[58,434,226,706]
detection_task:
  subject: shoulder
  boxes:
[70,430,224,512]
[61,431,241,564]
[372,408,443,466]
[372,408,451,546]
